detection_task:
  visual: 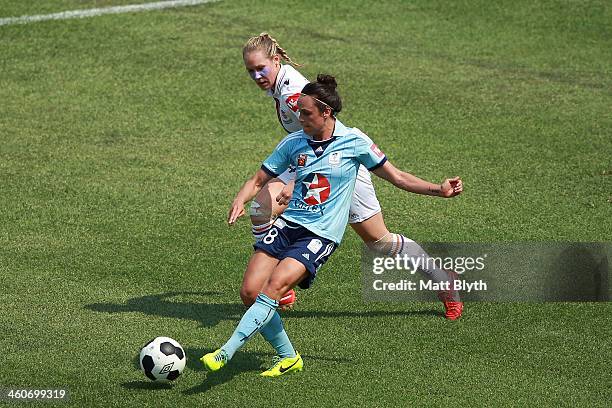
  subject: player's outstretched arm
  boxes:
[228,169,273,225]
[372,161,463,198]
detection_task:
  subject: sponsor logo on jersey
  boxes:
[285,92,301,112]
[370,143,385,158]
[297,153,307,167]
[302,253,310,260]
[292,201,323,213]
[302,173,331,205]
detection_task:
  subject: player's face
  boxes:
[297,95,328,137]
[243,51,280,91]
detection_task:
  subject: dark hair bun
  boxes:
[301,73,342,114]
[316,74,337,90]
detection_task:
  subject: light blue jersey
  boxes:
[262,120,387,244]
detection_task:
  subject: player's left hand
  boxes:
[276,180,295,206]
[440,177,463,197]
[278,301,295,312]
[228,200,246,225]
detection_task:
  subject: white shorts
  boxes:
[277,164,381,224]
[348,165,382,223]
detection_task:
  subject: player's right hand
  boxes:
[276,180,294,206]
[228,201,245,225]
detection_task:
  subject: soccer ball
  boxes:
[139,337,186,382]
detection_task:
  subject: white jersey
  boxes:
[267,65,309,133]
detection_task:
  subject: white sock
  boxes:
[369,233,460,301]
[252,221,273,242]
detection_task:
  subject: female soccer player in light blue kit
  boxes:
[241,33,463,319]
[201,74,463,377]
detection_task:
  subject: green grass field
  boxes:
[1,0,611,406]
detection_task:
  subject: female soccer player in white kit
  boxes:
[241,33,463,319]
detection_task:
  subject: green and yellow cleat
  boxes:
[200,349,228,372]
[261,353,303,377]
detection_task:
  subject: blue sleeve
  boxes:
[262,136,293,177]
[353,129,387,171]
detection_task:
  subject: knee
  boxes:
[366,232,393,254]
[262,276,289,301]
[367,232,417,257]
[250,197,276,242]
[249,198,273,226]
[239,286,258,307]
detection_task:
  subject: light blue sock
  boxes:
[260,312,297,358]
[222,293,278,360]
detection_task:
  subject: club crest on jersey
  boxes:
[302,173,331,205]
[370,143,385,158]
[297,153,307,167]
[285,92,301,112]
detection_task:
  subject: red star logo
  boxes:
[302,173,331,205]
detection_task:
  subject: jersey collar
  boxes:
[267,64,289,98]
[332,119,349,137]
[301,119,349,142]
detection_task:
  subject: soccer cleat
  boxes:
[443,301,464,320]
[200,349,228,372]
[278,289,296,310]
[436,271,463,320]
[260,353,303,377]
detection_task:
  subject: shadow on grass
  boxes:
[120,349,263,394]
[85,291,441,328]
[123,347,352,394]
[121,381,174,390]
[181,347,351,395]
[182,348,264,395]
[94,292,435,394]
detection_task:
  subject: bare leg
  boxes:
[351,211,462,316]
[240,250,280,306]
[262,258,309,301]
[250,179,288,241]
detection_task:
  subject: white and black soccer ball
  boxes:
[139,337,186,382]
